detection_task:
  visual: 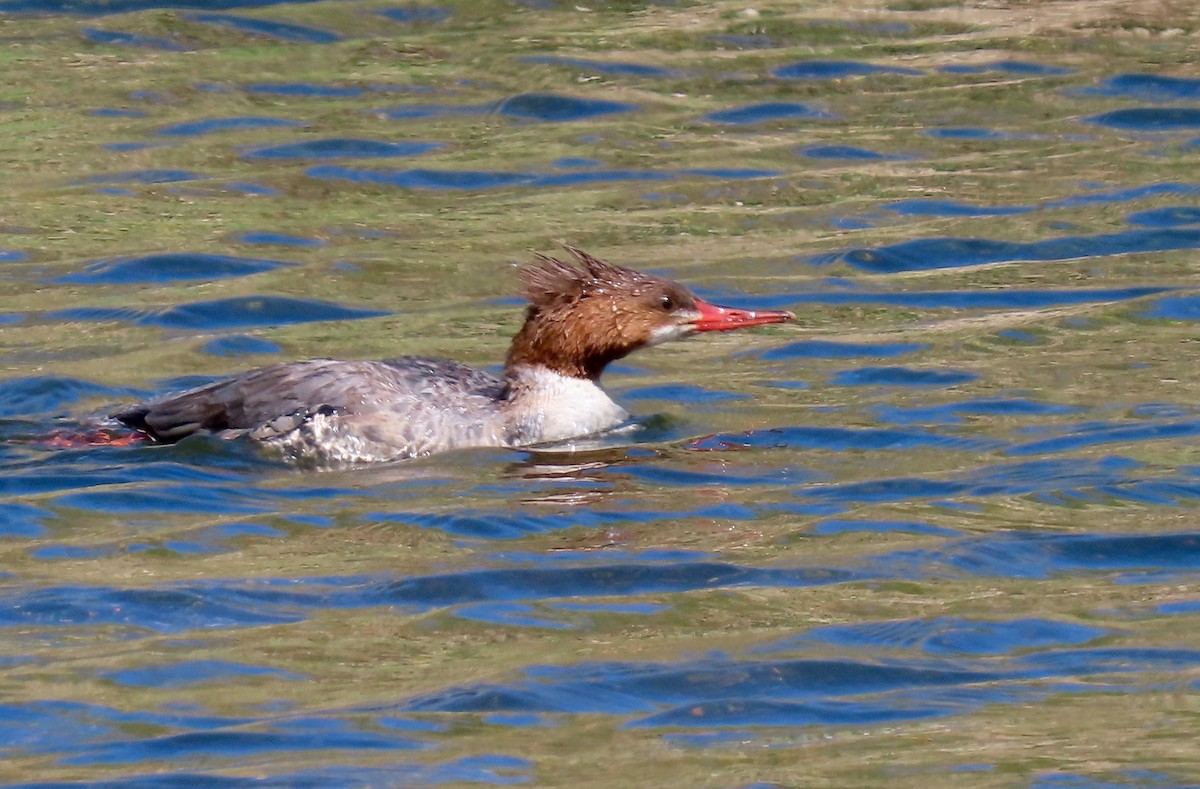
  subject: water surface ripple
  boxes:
[3,1,1200,786]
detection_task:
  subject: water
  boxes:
[2,0,1200,786]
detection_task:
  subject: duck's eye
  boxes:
[659,294,674,311]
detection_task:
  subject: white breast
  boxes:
[504,365,629,446]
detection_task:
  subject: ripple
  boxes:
[793,616,1108,656]
[80,27,189,50]
[453,602,575,630]
[880,530,1200,581]
[243,82,365,97]
[49,296,389,330]
[201,335,283,357]
[306,164,777,191]
[519,55,675,77]
[408,654,998,715]
[939,60,1071,76]
[1083,73,1200,101]
[646,697,944,729]
[183,12,341,44]
[241,138,442,160]
[63,725,417,766]
[0,562,860,635]
[772,60,923,79]
[1125,206,1200,227]
[880,182,1200,216]
[377,5,451,24]
[706,34,776,49]
[89,107,147,118]
[800,144,902,160]
[756,340,926,360]
[552,156,602,168]
[1142,294,1200,321]
[368,509,625,540]
[5,756,519,789]
[77,169,206,185]
[870,397,1082,426]
[157,116,306,136]
[374,102,486,120]
[621,383,747,402]
[1086,107,1200,131]
[368,499,767,539]
[99,141,160,152]
[102,660,304,688]
[8,6,1200,781]
[395,639,1190,732]
[885,199,1032,217]
[1,0,325,10]
[1006,418,1200,456]
[0,502,53,538]
[494,92,638,121]
[0,583,314,633]
[689,424,995,453]
[53,252,289,284]
[233,231,324,247]
[816,227,1200,273]
[0,376,134,417]
[375,561,858,609]
[831,366,979,387]
[704,102,831,124]
[925,127,1020,140]
[794,456,1179,508]
[811,518,960,537]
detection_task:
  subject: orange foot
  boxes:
[41,428,150,448]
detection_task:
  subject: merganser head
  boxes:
[505,246,794,381]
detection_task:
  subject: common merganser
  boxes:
[112,246,794,465]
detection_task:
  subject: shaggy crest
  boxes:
[519,245,655,309]
[507,246,698,380]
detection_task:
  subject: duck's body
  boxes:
[115,357,627,465]
[112,247,793,465]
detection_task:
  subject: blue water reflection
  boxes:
[1086,108,1200,131]
[49,296,389,329]
[494,92,638,121]
[202,336,284,357]
[800,144,902,160]
[817,227,1200,272]
[1,0,322,10]
[243,82,365,97]
[157,117,307,136]
[378,5,451,24]
[53,253,290,284]
[773,60,923,79]
[307,164,779,190]
[705,102,832,124]
[5,1,1200,785]
[241,138,442,160]
[1082,73,1200,101]
[183,12,341,43]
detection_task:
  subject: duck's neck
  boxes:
[504,308,629,382]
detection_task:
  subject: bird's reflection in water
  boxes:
[506,412,689,494]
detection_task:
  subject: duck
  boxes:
[112,246,794,464]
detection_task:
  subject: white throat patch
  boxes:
[506,366,629,445]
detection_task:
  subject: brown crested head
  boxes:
[505,246,698,381]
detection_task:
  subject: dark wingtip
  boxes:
[111,404,148,429]
[110,404,162,440]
